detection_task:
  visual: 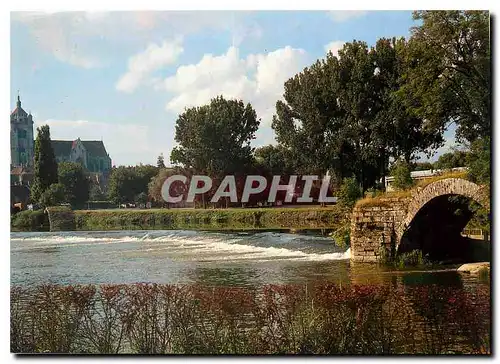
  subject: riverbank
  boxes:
[11,206,349,232]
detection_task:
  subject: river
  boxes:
[10,229,482,288]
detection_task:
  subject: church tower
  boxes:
[10,94,34,167]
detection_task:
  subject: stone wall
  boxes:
[350,197,409,262]
[350,178,488,263]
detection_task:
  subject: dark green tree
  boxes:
[338,177,362,209]
[434,150,468,170]
[107,165,158,204]
[254,145,294,175]
[401,11,490,144]
[157,153,166,169]
[171,96,260,178]
[466,137,490,185]
[391,160,414,191]
[31,125,58,203]
[39,183,66,208]
[58,162,90,208]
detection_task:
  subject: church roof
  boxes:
[11,95,29,117]
[51,140,73,156]
[81,141,109,158]
[50,139,109,158]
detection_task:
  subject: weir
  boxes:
[350,178,490,263]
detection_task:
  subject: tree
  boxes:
[254,145,294,176]
[157,153,166,169]
[338,177,362,209]
[412,162,435,171]
[466,136,490,185]
[58,162,90,208]
[89,182,106,201]
[434,150,468,170]
[170,96,259,206]
[402,11,490,144]
[107,165,158,204]
[31,125,58,203]
[39,183,66,208]
[148,167,192,206]
[391,160,414,190]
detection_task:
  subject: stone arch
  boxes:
[396,178,490,246]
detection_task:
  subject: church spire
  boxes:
[16,91,21,109]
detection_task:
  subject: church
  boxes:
[10,95,112,187]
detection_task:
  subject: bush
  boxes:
[466,137,490,185]
[11,210,49,231]
[338,177,362,209]
[39,183,66,208]
[391,160,414,191]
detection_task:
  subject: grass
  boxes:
[355,171,471,209]
[11,283,490,354]
[73,206,347,231]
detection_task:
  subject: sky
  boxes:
[10,10,460,167]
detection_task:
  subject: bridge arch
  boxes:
[396,178,490,259]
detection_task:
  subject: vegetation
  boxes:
[107,165,158,204]
[391,160,414,191]
[39,183,66,208]
[337,177,362,209]
[11,283,490,354]
[466,137,490,185]
[57,162,90,209]
[11,210,49,231]
[31,125,58,202]
[434,150,468,170]
[73,206,345,231]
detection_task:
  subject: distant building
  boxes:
[384,167,467,192]
[51,138,112,174]
[10,95,35,167]
[10,94,113,193]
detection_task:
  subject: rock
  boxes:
[457,262,490,275]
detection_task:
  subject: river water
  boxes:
[10,229,482,289]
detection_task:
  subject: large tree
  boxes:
[58,162,90,208]
[107,165,158,204]
[171,96,260,177]
[31,125,58,203]
[401,11,490,144]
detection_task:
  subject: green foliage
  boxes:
[39,183,66,208]
[107,165,158,204]
[391,160,414,191]
[394,250,425,268]
[156,153,166,169]
[72,207,344,231]
[57,162,90,209]
[170,96,260,177]
[412,162,434,171]
[331,224,350,249]
[11,210,49,231]
[89,183,106,201]
[254,145,294,175]
[403,11,490,144]
[31,125,58,202]
[338,177,362,209]
[434,150,468,170]
[466,137,490,185]
[135,192,148,204]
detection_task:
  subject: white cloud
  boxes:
[328,11,368,22]
[35,119,153,166]
[12,11,243,69]
[324,40,345,57]
[160,45,309,129]
[116,38,184,93]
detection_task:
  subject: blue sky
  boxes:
[10,10,459,167]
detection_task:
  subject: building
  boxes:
[384,167,467,192]
[51,138,112,174]
[10,95,35,167]
[10,94,113,191]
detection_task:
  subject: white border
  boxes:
[2,1,498,363]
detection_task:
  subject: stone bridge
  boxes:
[350,178,490,262]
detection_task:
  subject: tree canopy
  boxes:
[31,125,58,203]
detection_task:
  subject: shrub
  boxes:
[39,183,66,208]
[338,177,362,209]
[391,160,414,191]
[11,210,49,231]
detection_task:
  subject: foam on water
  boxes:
[11,231,350,262]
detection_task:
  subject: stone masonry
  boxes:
[350,178,489,262]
